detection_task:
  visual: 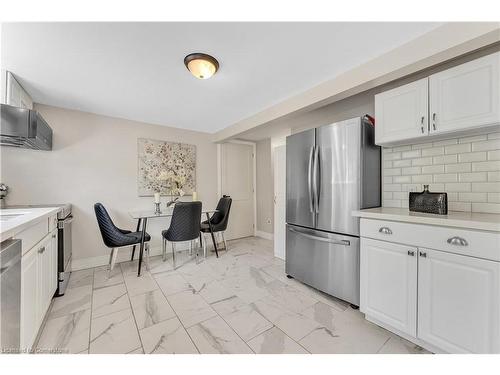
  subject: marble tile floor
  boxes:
[35,237,429,354]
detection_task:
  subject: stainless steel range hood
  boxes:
[1,104,53,150]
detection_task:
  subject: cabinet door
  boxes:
[418,248,500,353]
[429,52,500,134]
[20,247,38,349]
[36,235,53,323]
[360,238,417,336]
[375,78,428,145]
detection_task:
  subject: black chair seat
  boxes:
[200,221,225,233]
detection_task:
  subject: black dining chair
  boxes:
[161,201,202,269]
[200,196,232,258]
[94,203,151,276]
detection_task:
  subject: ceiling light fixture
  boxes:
[184,53,219,80]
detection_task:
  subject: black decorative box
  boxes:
[409,185,448,215]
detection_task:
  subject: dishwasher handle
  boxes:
[289,227,350,246]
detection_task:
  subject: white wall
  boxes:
[0,104,218,268]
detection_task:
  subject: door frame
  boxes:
[217,140,257,237]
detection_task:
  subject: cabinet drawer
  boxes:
[360,218,500,262]
[14,220,49,255]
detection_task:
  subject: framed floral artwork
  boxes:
[137,138,196,196]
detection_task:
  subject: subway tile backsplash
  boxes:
[382,132,500,214]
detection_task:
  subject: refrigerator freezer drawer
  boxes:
[285,224,360,306]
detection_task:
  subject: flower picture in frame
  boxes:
[137,138,196,196]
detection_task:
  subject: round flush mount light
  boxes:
[184,53,219,79]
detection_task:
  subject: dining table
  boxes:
[128,207,219,276]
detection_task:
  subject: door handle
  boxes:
[307,146,315,213]
[312,146,320,213]
[447,236,468,246]
[378,227,392,235]
[408,250,415,256]
[419,251,427,258]
[420,116,425,133]
[289,227,350,246]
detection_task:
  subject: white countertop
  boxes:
[353,207,500,232]
[0,206,62,242]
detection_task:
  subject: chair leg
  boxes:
[222,231,228,251]
[108,248,118,278]
[162,238,167,261]
[202,234,207,258]
[171,242,176,269]
[145,243,151,271]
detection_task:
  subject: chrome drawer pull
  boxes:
[447,236,468,247]
[38,246,46,254]
[378,227,392,235]
[419,251,427,258]
[408,250,415,256]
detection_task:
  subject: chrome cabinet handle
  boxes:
[432,113,437,130]
[378,227,392,235]
[408,250,415,256]
[38,246,46,254]
[420,116,425,133]
[447,236,468,247]
[419,251,427,258]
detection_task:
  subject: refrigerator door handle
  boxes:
[307,146,315,213]
[313,145,320,213]
[289,227,350,246]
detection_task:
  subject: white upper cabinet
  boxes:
[375,78,428,145]
[360,238,417,336]
[375,52,500,146]
[418,248,500,354]
[429,52,500,135]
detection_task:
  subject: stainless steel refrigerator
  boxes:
[286,116,380,306]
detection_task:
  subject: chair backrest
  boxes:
[167,201,202,242]
[211,196,232,231]
[94,202,126,248]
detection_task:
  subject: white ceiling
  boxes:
[1,22,441,133]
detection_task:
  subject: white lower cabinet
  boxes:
[360,238,417,336]
[360,218,500,353]
[20,229,58,350]
[418,248,500,353]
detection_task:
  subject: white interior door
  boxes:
[220,142,255,240]
[273,145,286,260]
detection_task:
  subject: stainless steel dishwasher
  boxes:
[0,239,22,353]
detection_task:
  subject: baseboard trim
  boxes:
[72,243,189,271]
[255,230,274,241]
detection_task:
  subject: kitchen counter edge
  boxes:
[353,207,500,232]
